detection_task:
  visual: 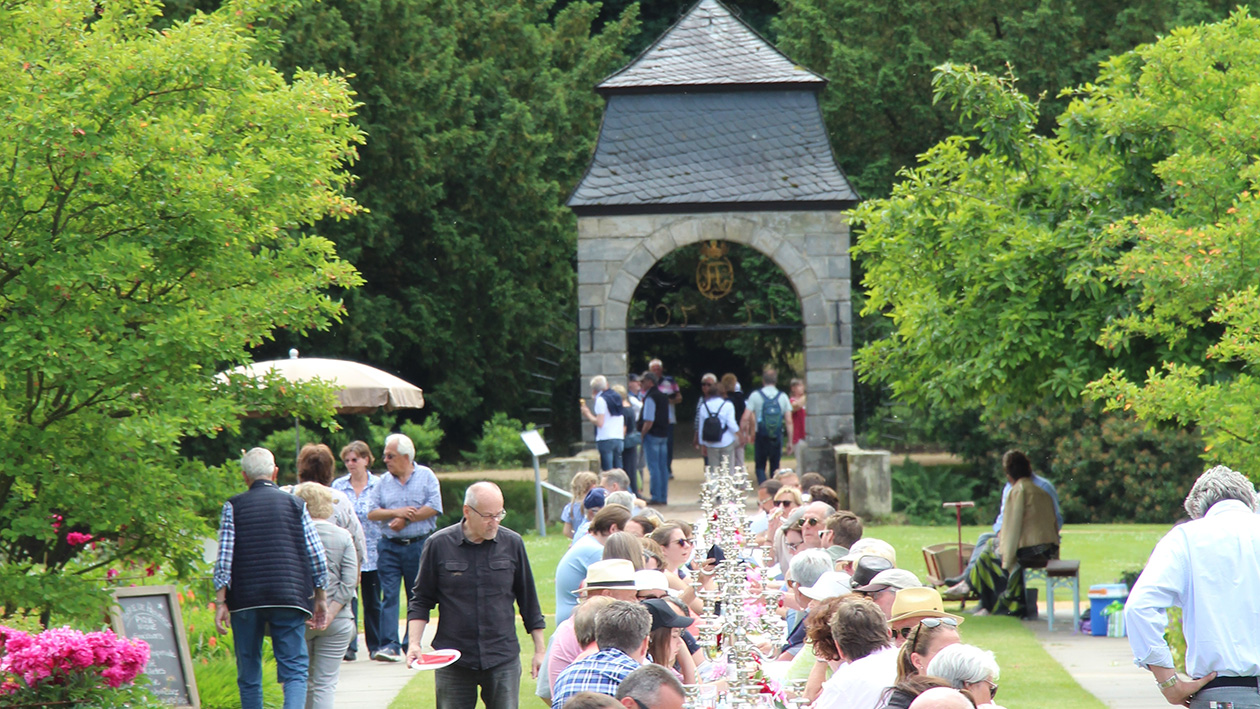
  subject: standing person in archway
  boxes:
[648,359,681,480]
[789,378,807,460]
[742,367,793,484]
[640,372,672,505]
[720,373,747,470]
[580,375,624,472]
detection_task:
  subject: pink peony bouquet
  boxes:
[1,625,151,706]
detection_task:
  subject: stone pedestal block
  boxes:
[547,457,592,522]
[831,444,891,518]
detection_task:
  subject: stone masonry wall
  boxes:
[576,211,854,446]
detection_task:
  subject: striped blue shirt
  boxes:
[369,462,443,538]
[551,648,641,709]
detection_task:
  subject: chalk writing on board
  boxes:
[116,595,191,706]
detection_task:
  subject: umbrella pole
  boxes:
[294,416,301,473]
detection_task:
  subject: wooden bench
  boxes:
[1025,559,1081,632]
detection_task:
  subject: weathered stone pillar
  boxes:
[546,457,592,522]
[833,444,891,519]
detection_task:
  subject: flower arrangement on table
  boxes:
[686,457,795,709]
[0,625,156,708]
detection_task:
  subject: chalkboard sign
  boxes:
[111,585,200,708]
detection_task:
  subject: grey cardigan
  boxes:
[313,519,358,617]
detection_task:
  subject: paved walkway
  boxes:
[333,622,436,708]
[1031,621,1165,708]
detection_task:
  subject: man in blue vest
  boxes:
[214,447,329,709]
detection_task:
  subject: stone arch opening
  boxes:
[577,211,854,455]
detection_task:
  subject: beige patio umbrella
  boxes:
[220,350,425,463]
[223,350,425,414]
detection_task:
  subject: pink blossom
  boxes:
[0,625,148,694]
[66,532,93,546]
[106,568,119,580]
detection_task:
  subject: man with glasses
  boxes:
[796,501,837,550]
[406,482,546,709]
[367,433,442,662]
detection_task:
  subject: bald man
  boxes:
[406,482,546,709]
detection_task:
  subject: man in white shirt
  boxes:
[1125,465,1260,708]
[581,375,625,472]
[812,596,898,709]
[693,373,740,470]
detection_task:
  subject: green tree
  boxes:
[852,10,1260,469]
[0,0,363,622]
[158,0,638,451]
[774,0,1233,198]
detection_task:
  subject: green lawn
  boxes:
[391,523,1169,709]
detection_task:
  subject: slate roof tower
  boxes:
[568,0,857,213]
[570,0,865,497]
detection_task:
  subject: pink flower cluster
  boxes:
[66,532,94,546]
[0,625,149,694]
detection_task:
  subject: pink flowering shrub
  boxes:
[0,625,158,707]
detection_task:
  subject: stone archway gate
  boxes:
[576,211,855,450]
[566,0,864,479]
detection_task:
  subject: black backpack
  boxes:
[701,400,727,444]
[598,388,623,414]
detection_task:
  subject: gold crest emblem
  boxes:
[696,240,735,300]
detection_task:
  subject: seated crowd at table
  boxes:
[539,466,1021,709]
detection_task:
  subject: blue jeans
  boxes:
[231,607,310,709]
[622,446,639,495]
[596,439,624,471]
[377,536,425,652]
[1191,686,1260,709]
[644,434,670,503]
[349,569,381,655]
[435,658,522,709]
[753,433,783,484]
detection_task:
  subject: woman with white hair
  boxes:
[293,483,358,709]
[925,643,1004,709]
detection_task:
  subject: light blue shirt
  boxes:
[332,472,383,571]
[1126,500,1260,676]
[994,474,1062,532]
[369,462,443,538]
[554,534,604,624]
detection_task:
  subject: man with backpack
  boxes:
[741,367,794,484]
[693,373,740,470]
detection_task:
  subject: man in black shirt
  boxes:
[406,482,546,709]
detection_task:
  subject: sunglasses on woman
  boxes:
[774,500,794,507]
[898,616,960,639]
[671,537,694,548]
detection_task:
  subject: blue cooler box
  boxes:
[1089,584,1129,637]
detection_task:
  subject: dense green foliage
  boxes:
[852,11,1260,469]
[973,406,1203,523]
[462,413,537,469]
[0,0,361,621]
[435,479,542,533]
[229,0,639,450]
[774,0,1232,198]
